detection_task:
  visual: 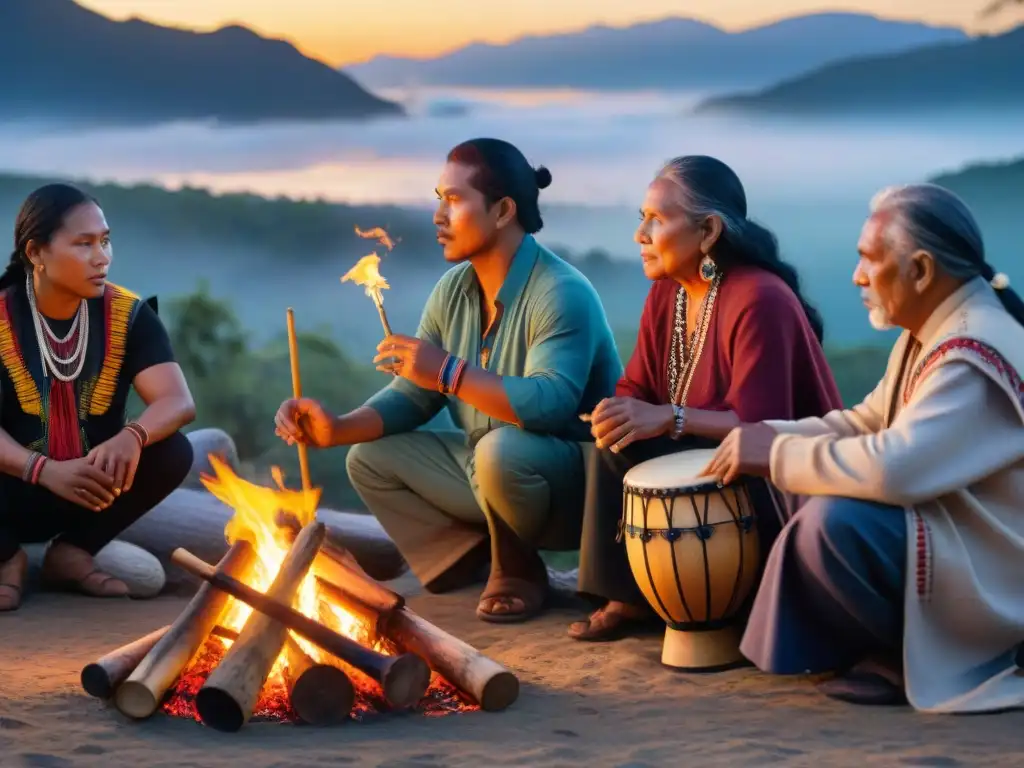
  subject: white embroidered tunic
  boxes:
[766,277,1024,713]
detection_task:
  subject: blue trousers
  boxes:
[740,495,908,674]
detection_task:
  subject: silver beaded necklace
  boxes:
[26,273,90,382]
[667,276,720,406]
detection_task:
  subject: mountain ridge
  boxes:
[344,13,968,91]
[0,0,402,126]
[696,25,1024,115]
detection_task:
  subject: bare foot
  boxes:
[567,601,658,641]
[0,549,28,611]
[42,542,129,597]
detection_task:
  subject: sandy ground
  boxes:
[3,572,1024,768]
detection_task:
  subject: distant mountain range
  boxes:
[0,0,401,126]
[344,13,967,91]
[697,25,1024,116]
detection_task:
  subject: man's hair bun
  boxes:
[534,166,552,189]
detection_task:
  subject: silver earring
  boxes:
[699,254,717,282]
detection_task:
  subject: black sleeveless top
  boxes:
[0,280,175,454]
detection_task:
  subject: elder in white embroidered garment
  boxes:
[702,183,1024,713]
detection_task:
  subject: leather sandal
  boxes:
[476,576,548,624]
[44,568,129,598]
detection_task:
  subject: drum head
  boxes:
[623,449,719,492]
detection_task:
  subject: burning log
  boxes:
[195,522,326,732]
[278,513,403,614]
[384,609,520,712]
[286,552,519,712]
[81,625,170,699]
[81,625,241,701]
[115,541,258,719]
[283,637,355,726]
[171,547,431,712]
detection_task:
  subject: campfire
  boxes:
[80,458,519,731]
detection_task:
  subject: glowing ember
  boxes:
[354,225,397,252]
[160,636,476,723]
[160,457,477,724]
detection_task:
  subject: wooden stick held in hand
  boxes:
[373,293,393,337]
[286,307,312,492]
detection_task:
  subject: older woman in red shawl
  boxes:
[569,155,842,641]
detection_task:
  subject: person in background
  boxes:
[569,155,842,641]
[704,184,1024,712]
[275,138,622,623]
[0,184,196,612]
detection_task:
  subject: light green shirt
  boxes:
[364,235,622,445]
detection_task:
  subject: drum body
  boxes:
[622,449,760,670]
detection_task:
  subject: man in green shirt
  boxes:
[274,138,622,623]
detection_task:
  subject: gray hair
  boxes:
[869,183,988,282]
[657,155,748,235]
[656,155,825,341]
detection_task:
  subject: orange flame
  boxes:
[341,253,389,306]
[343,225,396,308]
[162,457,479,723]
[198,458,371,671]
[354,226,397,251]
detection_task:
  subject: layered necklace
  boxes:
[667,275,721,406]
[26,273,90,382]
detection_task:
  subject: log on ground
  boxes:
[194,522,326,732]
[385,608,519,712]
[81,625,170,699]
[114,541,257,719]
[303,583,520,711]
[283,636,355,726]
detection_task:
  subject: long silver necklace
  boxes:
[667,276,720,406]
[26,274,89,382]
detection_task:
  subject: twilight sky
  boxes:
[77,1,1017,66]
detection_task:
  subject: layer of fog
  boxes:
[0,87,1019,355]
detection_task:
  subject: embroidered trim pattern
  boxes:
[903,336,1024,409]
[0,292,41,415]
[88,283,139,416]
[912,511,933,600]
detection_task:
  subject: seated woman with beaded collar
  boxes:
[569,156,843,641]
[0,184,196,611]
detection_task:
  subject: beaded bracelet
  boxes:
[437,354,464,395]
[124,421,150,448]
[436,353,453,393]
[449,357,468,394]
[30,455,48,485]
[439,355,467,395]
[21,451,41,483]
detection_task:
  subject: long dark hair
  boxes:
[1,183,97,292]
[658,155,825,342]
[446,138,552,234]
[870,183,1024,329]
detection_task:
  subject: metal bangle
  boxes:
[669,404,686,440]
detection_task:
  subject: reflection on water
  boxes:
[0,88,1019,210]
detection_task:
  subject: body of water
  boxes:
[0,87,1019,347]
[1,87,1018,210]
